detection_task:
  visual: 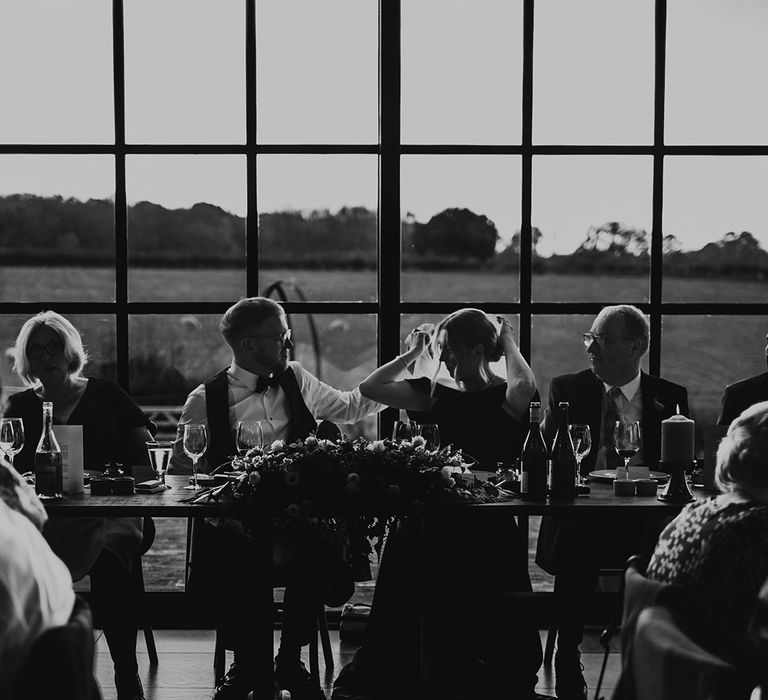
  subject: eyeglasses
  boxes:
[582,332,638,349]
[26,338,65,359]
[248,329,292,345]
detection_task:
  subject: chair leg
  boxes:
[318,607,333,672]
[544,625,557,665]
[309,615,320,684]
[135,551,159,666]
[214,630,226,684]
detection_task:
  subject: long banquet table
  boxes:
[44,474,691,700]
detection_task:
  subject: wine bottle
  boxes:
[520,401,548,501]
[34,401,63,500]
[550,401,577,500]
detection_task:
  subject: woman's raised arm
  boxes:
[497,317,537,420]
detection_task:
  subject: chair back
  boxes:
[632,605,754,700]
[11,595,101,700]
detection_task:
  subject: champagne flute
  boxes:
[183,424,208,490]
[569,423,592,485]
[0,418,25,467]
[236,421,265,458]
[614,420,641,480]
[417,423,441,451]
[392,420,416,443]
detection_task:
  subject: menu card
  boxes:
[56,425,84,494]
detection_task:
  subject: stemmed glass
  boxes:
[568,424,592,485]
[0,418,25,467]
[614,420,641,480]
[183,424,208,490]
[236,421,265,458]
[392,420,416,443]
[417,423,441,451]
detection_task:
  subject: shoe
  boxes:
[275,658,326,700]
[115,670,145,700]
[554,653,588,700]
[211,662,251,700]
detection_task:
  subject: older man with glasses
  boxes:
[171,296,382,700]
[536,304,688,700]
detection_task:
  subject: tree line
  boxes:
[1,194,766,278]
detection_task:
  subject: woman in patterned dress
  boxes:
[647,399,768,665]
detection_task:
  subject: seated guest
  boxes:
[4,311,155,700]
[332,309,543,700]
[647,400,768,671]
[718,331,768,425]
[536,304,688,700]
[169,296,382,700]
[0,384,75,698]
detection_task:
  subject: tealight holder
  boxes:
[657,461,695,503]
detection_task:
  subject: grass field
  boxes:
[2,265,767,442]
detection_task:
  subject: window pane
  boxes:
[0,155,115,302]
[663,157,768,302]
[0,1,113,144]
[533,0,653,144]
[661,316,768,446]
[531,156,652,302]
[401,156,520,302]
[126,155,246,302]
[124,0,245,144]
[402,0,523,144]
[531,314,650,412]
[0,314,116,398]
[258,155,377,302]
[666,1,768,144]
[257,0,378,144]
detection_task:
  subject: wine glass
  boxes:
[417,423,441,451]
[568,423,591,485]
[392,420,416,443]
[183,424,208,490]
[614,420,641,480]
[236,421,265,457]
[0,418,25,467]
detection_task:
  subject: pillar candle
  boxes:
[661,413,695,464]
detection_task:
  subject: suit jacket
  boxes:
[717,371,768,426]
[536,369,689,575]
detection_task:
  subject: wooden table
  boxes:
[45,476,692,700]
[418,483,690,700]
[45,474,277,700]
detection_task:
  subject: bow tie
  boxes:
[255,374,280,394]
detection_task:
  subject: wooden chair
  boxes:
[12,595,101,700]
[136,516,159,666]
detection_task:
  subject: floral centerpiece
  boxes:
[190,433,510,579]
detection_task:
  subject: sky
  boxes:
[1,0,767,255]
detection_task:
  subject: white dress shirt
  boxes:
[596,371,644,468]
[170,360,383,473]
[0,499,75,697]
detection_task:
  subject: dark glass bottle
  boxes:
[34,401,63,499]
[520,401,548,501]
[550,401,576,500]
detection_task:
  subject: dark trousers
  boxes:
[194,519,336,661]
[89,549,141,674]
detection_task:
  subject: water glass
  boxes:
[182,424,208,490]
[145,440,173,484]
[0,418,25,467]
[417,423,441,451]
[392,420,416,442]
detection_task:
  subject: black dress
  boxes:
[332,379,542,700]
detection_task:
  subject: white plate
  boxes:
[588,469,669,483]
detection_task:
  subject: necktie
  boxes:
[604,386,624,469]
[255,374,280,394]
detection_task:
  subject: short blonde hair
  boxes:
[13,311,89,385]
[716,400,768,494]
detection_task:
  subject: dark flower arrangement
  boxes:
[191,433,510,580]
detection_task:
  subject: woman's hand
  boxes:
[497,316,517,351]
[405,324,433,357]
